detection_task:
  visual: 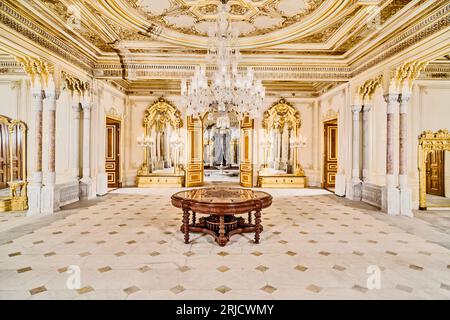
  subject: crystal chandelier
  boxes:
[181,3,265,119]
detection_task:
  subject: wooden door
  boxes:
[0,123,8,189]
[240,116,254,188]
[323,120,338,189]
[426,150,444,196]
[106,118,121,188]
[186,116,204,187]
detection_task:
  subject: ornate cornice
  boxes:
[351,2,449,76]
[0,0,448,86]
[0,59,25,75]
[0,1,95,72]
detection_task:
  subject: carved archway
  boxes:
[418,129,450,210]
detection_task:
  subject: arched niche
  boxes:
[136,97,184,187]
[258,98,307,188]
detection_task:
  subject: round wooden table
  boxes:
[171,187,273,246]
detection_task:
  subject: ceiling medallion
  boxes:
[126,0,325,38]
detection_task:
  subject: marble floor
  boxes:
[0,187,449,300]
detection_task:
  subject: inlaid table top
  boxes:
[172,187,271,204]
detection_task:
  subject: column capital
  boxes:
[45,91,59,100]
[82,102,91,111]
[351,104,363,114]
[383,93,399,103]
[32,88,45,101]
[72,103,81,112]
[398,93,411,103]
[362,105,372,113]
[383,93,399,114]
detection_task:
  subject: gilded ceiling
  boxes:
[0,0,448,95]
[127,0,325,37]
[32,0,382,50]
[23,0,443,55]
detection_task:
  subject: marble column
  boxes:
[362,105,372,182]
[382,93,400,215]
[350,104,362,200]
[80,97,94,199]
[95,85,108,196]
[27,86,45,216]
[71,92,81,180]
[399,93,412,216]
[41,88,60,214]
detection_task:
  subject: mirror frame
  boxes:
[137,97,183,176]
[261,98,304,176]
[0,115,28,212]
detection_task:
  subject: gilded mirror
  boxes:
[0,115,27,212]
[137,97,183,175]
[261,98,304,176]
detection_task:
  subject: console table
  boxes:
[171,187,272,246]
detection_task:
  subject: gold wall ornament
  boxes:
[142,97,183,131]
[15,56,53,88]
[0,115,28,212]
[357,74,383,103]
[390,60,429,93]
[418,129,450,210]
[62,71,89,95]
[262,98,301,132]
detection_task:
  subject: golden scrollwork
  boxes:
[143,97,183,131]
[418,129,450,210]
[391,60,428,92]
[62,71,89,94]
[262,98,301,131]
[357,74,382,103]
[15,56,53,87]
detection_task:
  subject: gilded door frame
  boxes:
[106,116,123,188]
[240,115,254,188]
[186,115,204,187]
[418,129,450,210]
[322,118,338,189]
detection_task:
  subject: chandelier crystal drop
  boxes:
[181,3,265,119]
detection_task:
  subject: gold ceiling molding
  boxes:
[263,98,301,131]
[0,0,448,87]
[143,97,183,131]
[0,1,94,72]
[351,0,449,76]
